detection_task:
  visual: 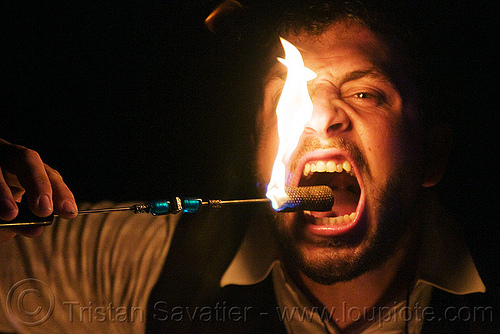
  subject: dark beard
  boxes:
[271,172,415,285]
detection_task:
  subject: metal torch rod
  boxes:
[0,186,334,227]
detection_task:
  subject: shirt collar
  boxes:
[220,191,486,295]
[220,210,279,287]
[415,192,486,294]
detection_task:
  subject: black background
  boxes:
[1,1,498,292]
[2,1,260,202]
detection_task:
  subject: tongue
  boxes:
[332,189,359,215]
[310,188,358,218]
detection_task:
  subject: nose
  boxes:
[305,84,350,138]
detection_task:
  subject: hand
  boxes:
[0,139,78,242]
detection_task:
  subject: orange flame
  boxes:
[266,38,317,210]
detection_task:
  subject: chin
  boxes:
[274,174,417,285]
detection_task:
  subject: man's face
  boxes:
[257,22,427,284]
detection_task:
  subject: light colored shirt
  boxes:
[0,202,179,333]
[221,192,486,333]
[0,193,486,333]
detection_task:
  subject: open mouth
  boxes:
[290,152,364,232]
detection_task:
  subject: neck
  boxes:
[292,229,421,331]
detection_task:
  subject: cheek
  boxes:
[359,120,406,181]
[361,118,424,185]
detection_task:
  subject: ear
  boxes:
[422,123,452,187]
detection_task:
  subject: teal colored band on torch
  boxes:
[182,198,202,213]
[149,200,171,216]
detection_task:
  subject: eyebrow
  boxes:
[264,66,393,90]
[341,68,391,84]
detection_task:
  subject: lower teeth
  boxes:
[315,212,356,226]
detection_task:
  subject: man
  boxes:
[188,2,495,333]
[0,1,497,333]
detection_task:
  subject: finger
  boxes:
[2,169,25,202]
[13,226,45,238]
[0,167,19,221]
[0,226,44,243]
[8,146,53,217]
[0,228,18,243]
[45,165,78,219]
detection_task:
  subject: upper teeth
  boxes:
[304,160,353,177]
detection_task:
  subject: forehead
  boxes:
[262,21,414,107]
[272,22,394,78]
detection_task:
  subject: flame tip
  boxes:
[266,39,317,209]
